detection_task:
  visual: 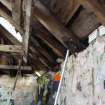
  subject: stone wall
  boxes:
[0,75,38,105]
[58,36,105,105]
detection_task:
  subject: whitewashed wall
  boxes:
[0,75,38,105]
[58,36,105,105]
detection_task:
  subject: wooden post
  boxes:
[23,0,33,62]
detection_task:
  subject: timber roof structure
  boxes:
[0,0,104,72]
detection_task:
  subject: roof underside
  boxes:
[0,0,104,72]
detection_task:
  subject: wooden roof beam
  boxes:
[23,0,33,62]
[65,3,80,24]
[0,0,12,11]
[29,47,52,69]
[0,25,21,45]
[78,0,105,26]
[0,65,32,71]
[32,26,66,58]
[0,45,22,54]
[0,8,24,35]
[30,36,56,64]
[33,1,83,52]
[0,25,51,69]
[11,0,22,26]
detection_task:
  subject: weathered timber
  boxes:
[33,1,83,52]
[78,0,105,26]
[40,0,80,24]
[35,32,65,57]
[0,45,22,53]
[0,0,12,11]
[69,8,100,39]
[0,65,32,71]
[12,0,22,26]
[0,9,24,35]
[23,0,32,58]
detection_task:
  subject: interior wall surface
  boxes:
[58,36,105,105]
[0,75,38,105]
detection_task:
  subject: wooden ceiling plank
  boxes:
[30,36,56,64]
[70,9,100,39]
[33,1,82,51]
[40,0,80,24]
[66,3,80,24]
[78,0,105,25]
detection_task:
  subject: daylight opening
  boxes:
[0,17,22,42]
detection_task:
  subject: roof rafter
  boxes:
[33,1,83,52]
[33,28,66,58]
[0,45,22,54]
[0,65,32,71]
[12,0,22,26]
[78,0,105,25]
[0,25,53,70]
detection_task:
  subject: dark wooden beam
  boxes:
[32,24,66,58]
[78,0,105,26]
[69,8,100,39]
[40,0,80,24]
[35,32,65,58]
[0,0,12,11]
[66,4,80,24]
[0,65,32,71]
[29,47,51,69]
[33,1,82,52]
[30,36,56,64]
